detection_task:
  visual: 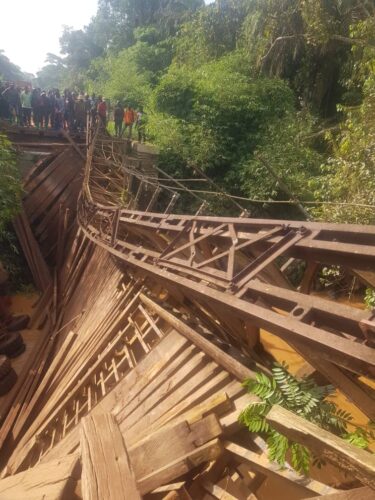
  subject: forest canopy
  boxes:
[35,0,375,223]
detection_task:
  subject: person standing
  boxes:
[123,104,135,139]
[1,83,21,125]
[31,88,42,128]
[84,94,91,129]
[54,90,64,130]
[136,107,147,143]
[97,97,107,128]
[39,92,51,129]
[20,87,32,126]
[114,101,124,137]
[75,95,86,131]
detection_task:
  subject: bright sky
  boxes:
[1,0,215,76]
[0,0,98,75]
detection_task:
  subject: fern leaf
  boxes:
[290,442,311,475]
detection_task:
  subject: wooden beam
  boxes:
[224,441,337,496]
[308,486,375,499]
[80,412,141,500]
[137,438,223,495]
[266,405,375,489]
[202,479,238,500]
[140,293,256,382]
[0,453,80,500]
[129,414,223,479]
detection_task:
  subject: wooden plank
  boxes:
[114,342,197,424]
[137,438,223,495]
[224,441,337,496]
[308,487,375,499]
[128,414,222,479]
[0,453,80,500]
[0,327,51,448]
[266,405,375,489]
[13,210,52,291]
[140,293,256,381]
[40,332,189,465]
[124,358,222,445]
[12,331,77,439]
[81,413,141,500]
[202,480,238,500]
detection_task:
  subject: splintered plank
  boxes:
[266,405,375,490]
[80,412,141,500]
[0,453,80,500]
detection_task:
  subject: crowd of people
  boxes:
[0,83,147,141]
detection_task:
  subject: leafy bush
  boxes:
[311,75,375,224]
[364,288,375,310]
[0,134,21,230]
[239,363,374,474]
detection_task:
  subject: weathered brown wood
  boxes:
[0,326,52,448]
[308,487,375,499]
[140,293,256,381]
[137,438,223,495]
[61,129,86,160]
[128,413,222,479]
[266,405,375,489]
[202,479,238,500]
[81,412,141,500]
[13,210,52,291]
[0,453,80,500]
[224,441,338,496]
[82,228,375,378]
[12,331,77,439]
[39,331,190,465]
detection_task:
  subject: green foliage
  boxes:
[0,134,22,230]
[87,50,152,107]
[239,363,374,475]
[175,0,250,67]
[364,288,375,310]
[149,51,321,215]
[311,73,375,223]
[35,0,375,223]
[0,135,29,292]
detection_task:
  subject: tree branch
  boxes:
[261,32,375,64]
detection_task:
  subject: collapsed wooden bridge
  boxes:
[0,125,374,499]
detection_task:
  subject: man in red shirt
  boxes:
[97,96,107,128]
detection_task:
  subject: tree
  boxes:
[0,51,25,82]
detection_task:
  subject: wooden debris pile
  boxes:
[0,129,374,499]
